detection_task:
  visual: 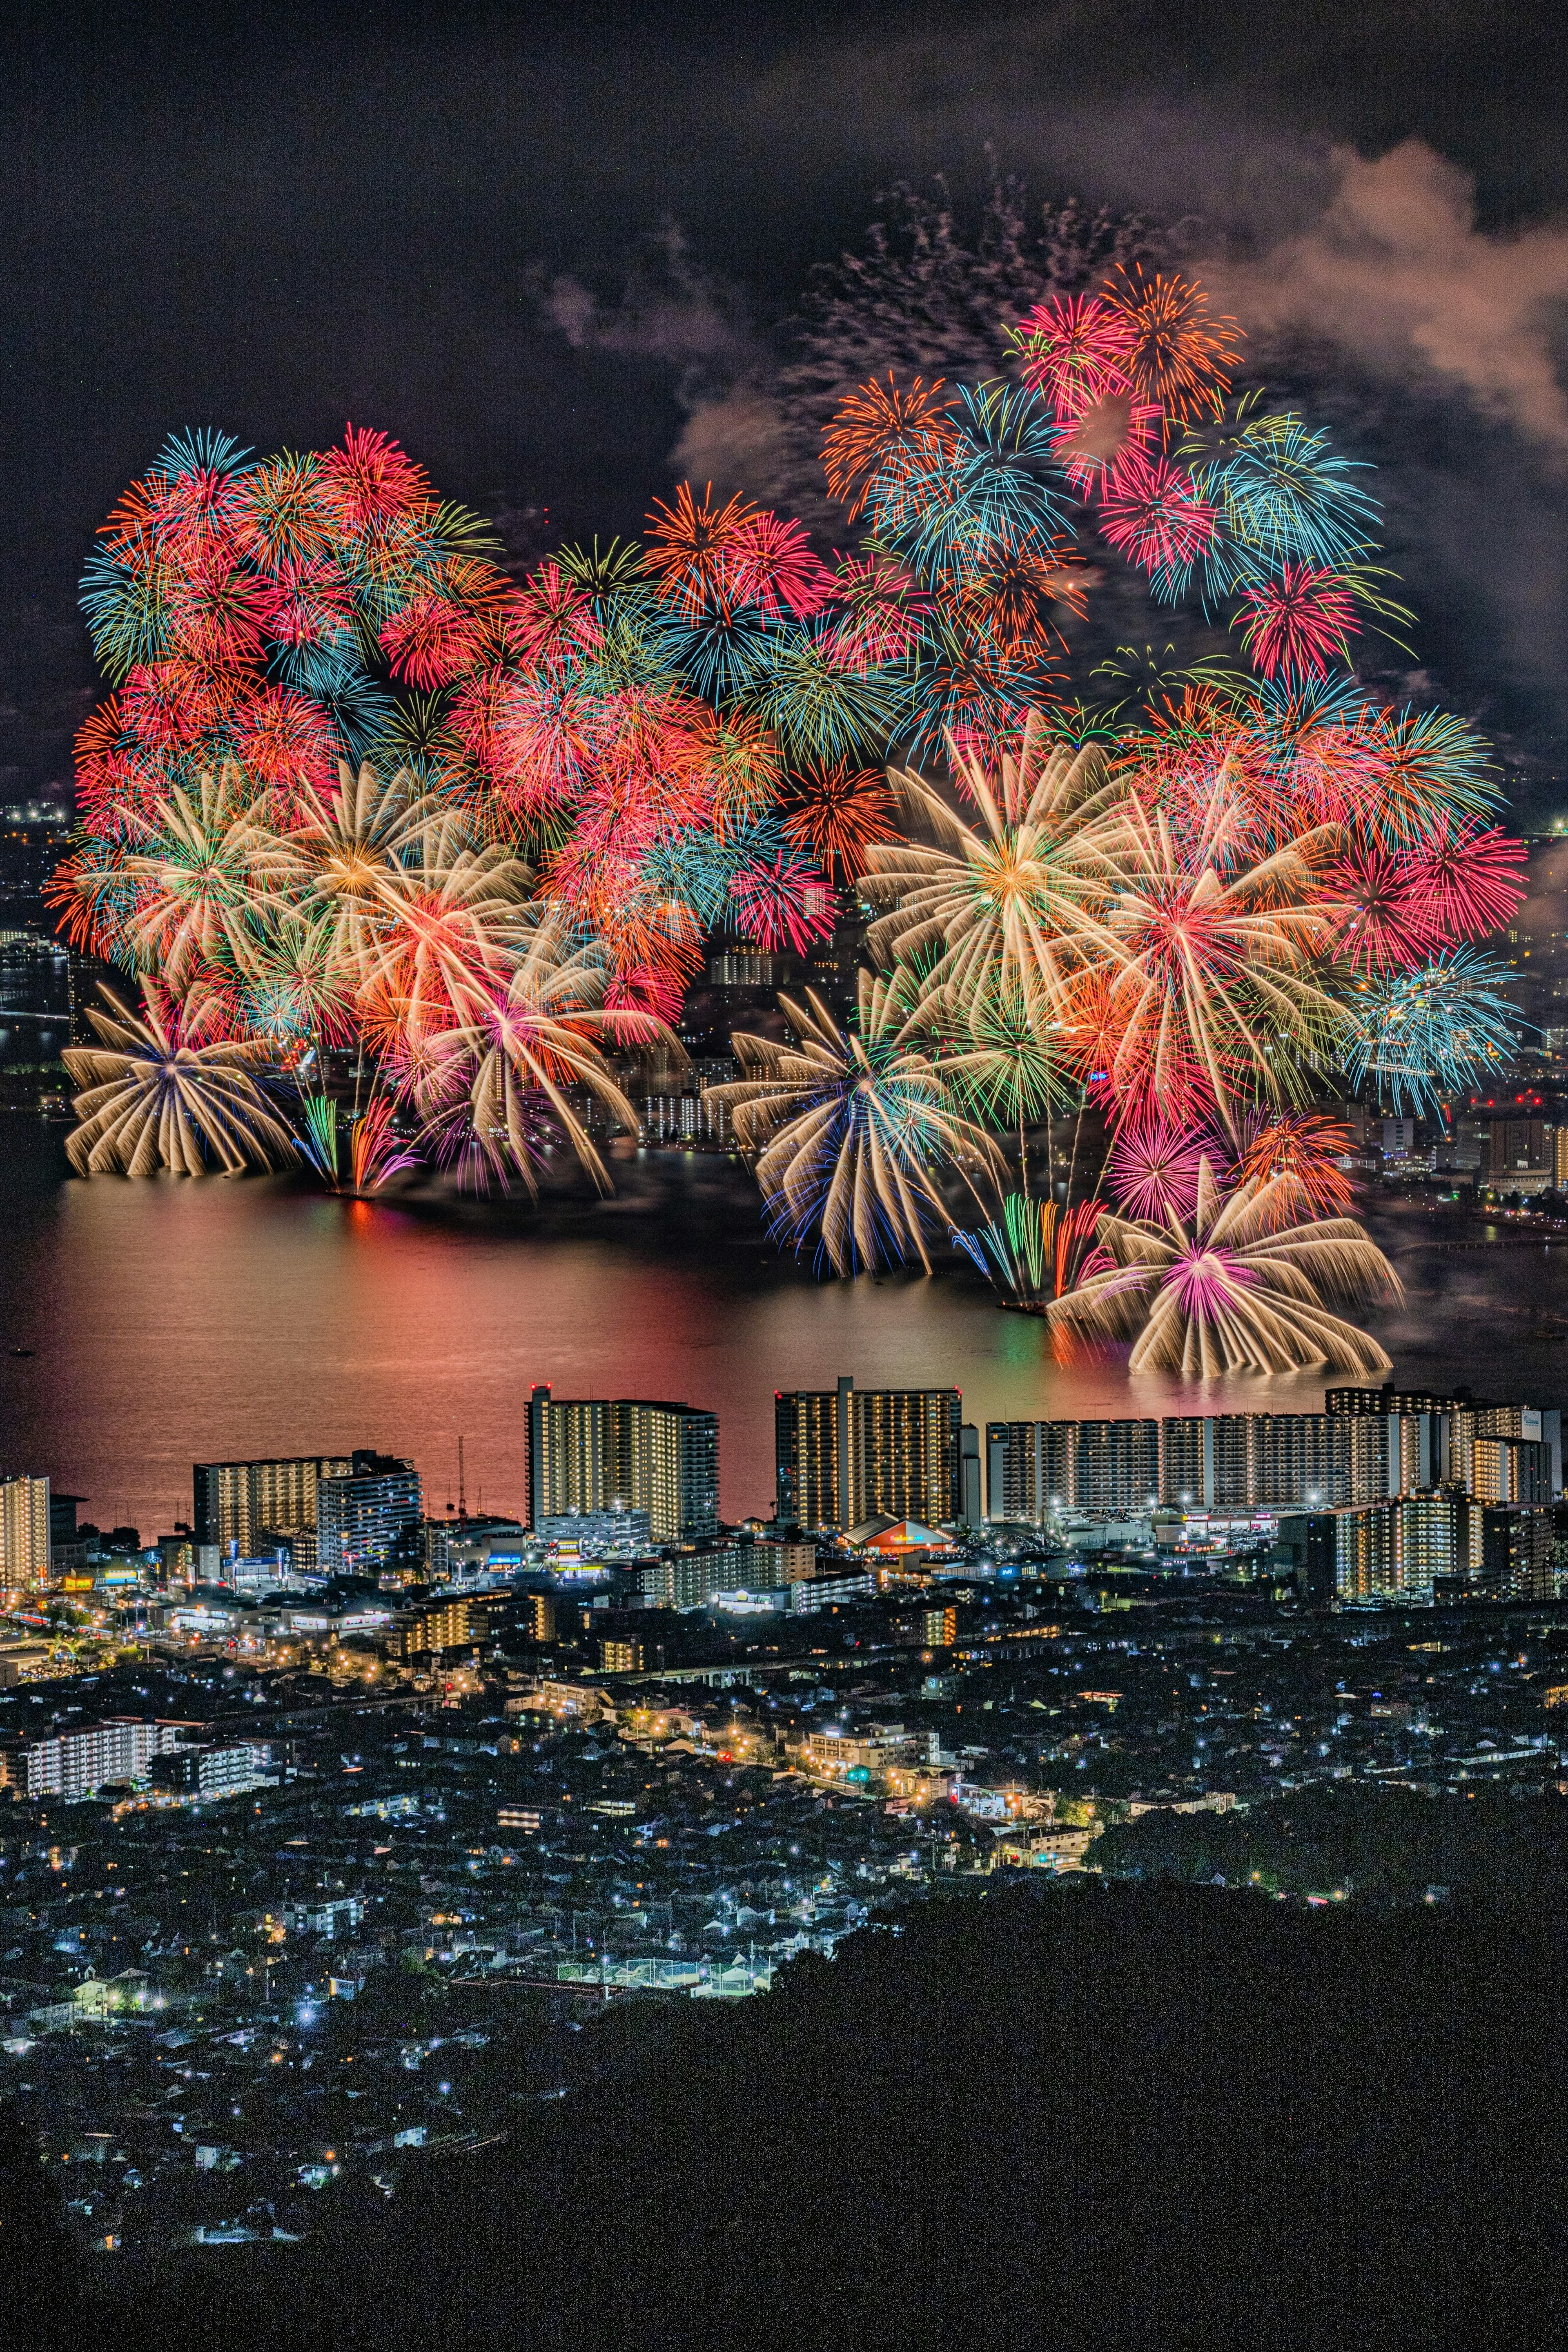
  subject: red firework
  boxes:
[72,701,171,838]
[316,424,432,535]
[1326,836,1437,972]
[1096,451,1217,578]
[1409,816,1526,945]
[229,687,345,798]
[728,510,835,620]
[253,557,356,650]
[163,558,270,673]
[1051,395,1163,494]
[118,660,229,751]
[1236,565,1359,682]
[1013,293,1135,419]
[781,758,898,878]
[728,853,834,954]
[452,668,593,814]
[821,375,957,519]
[379,594,487,691]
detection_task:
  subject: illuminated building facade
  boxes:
[775,1377,962,1531]
[989,1391,1565,1524]
[24,1716,184,1799]
[316,1452,423,1578]
[193,1453,354,1555]
[985,1412,1387,1520]
[0,1473,51,1588]
[527,1388,718,1545]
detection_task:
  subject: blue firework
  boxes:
[1343,950,1524,1114]
[1190,414,1381,599]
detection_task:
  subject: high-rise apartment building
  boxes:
[1476,1505,1557,1600]
[527,1388,718,1545]
[1488,1118,1552,1190]
[316,1452,423,1578]
[0,1474,51,1589]
[985,1411,1386,1519]
[1471,1434,1552,1506]
[775,1377,962,1531]
[193,1453,354,1555]
[986,1419,1160,1521]
[1322,1495,1477,1606]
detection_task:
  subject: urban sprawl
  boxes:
[4,1368,1568,2257]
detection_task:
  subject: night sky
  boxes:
[2,0,1565,811]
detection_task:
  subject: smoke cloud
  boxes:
[1207,140,1568,453]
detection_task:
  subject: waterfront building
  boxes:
[316,1452,423,1578]
[0,1473,50,1589]
[193,1453,354,1555]
[775,1377,962,1531]
[987,1411,1386,1520]
[528,1388,718,1545]
[990,1393,1566,1525]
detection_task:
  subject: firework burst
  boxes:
[1051,1155,1399,1375]
[705,974,1002,1274]
[863,713,1126,1029]
[62,983,298,1177]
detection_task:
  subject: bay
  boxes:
[0,1121,1561,1536]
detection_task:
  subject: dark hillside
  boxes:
[22,1882,1568,2352]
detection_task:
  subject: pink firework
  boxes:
[825,555,930,668]
[1410,816,1526,945]
[1052,396,1163,495]
[1013,292,1136,419]
[1326,836,1437,972]
[1106,1112,1218,1224]
[511,560,604,671]
[1235,565,1359,682]
[728,854,834,954]
[728,511,836,620]
[1096,451,1216,580]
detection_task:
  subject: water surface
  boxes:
[0,1123,1560,1534]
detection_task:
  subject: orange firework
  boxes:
[1231,1109,1356,1222]
[782,758,899,878]
[821,375,957,519]
[643,483,757,618]
[1100,265,1242,426]
[954,535,1090,653]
